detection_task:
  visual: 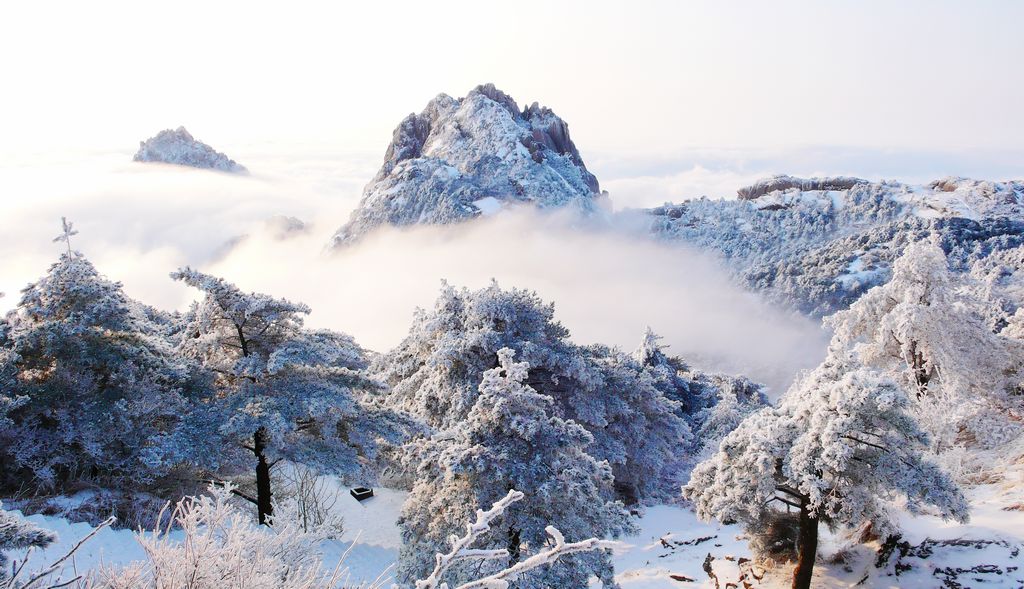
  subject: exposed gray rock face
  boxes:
[329,84,603,247]
[736,175,866,200]
[133,127,247,173]
[645,175,1024,316]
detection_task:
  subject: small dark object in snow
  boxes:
[350,487,374,501]
[669,574,695,582]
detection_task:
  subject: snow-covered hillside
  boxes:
[329,84,606,247]
[645,175,1024,316]
[133,127,247,173]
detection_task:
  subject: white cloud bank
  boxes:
[0,150,827,394]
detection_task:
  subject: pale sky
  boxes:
[2,0,1023,160]
[4,0,1022,387]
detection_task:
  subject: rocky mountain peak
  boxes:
[330,84,603,247]
[133,127,247,173]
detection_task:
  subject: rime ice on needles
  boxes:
[96,485,356,589]
[133,127,247,173]
[0,501,57,582]
[377,282,716,503]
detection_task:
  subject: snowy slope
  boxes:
[133,127,247,173]
[329,84,605,247]
[645,175,1024,316]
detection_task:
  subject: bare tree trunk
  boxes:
[253,427,273,526]
[508,526,521,567]
[792,498,819,589]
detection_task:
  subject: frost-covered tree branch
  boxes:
[415,489,617,589]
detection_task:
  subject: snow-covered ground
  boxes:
[7,477,1024,588]
[3,487,405,587]
[608,505,751,588]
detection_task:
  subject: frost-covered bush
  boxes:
[84,487,610,589]
[273,463,346,538]
[397,349,632,589]
[95,485,364,589]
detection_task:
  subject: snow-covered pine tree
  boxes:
[827,240,1024,450]
[632,328,767,462]
[377,281,586,431]
[581,342,692,502]
[380,282,695,502]
[171,268,389,525]
[0,244,193,491]
[685,355,968,589]
[397,348,633,589]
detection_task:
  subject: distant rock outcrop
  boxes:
[133,127,247,173]
[329,84,604,247]
[736,175,866,200]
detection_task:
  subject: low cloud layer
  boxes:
[1,149,832,394]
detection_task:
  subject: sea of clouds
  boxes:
[15,143,1017,394]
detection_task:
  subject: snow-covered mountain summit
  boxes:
[133,127,247,173]
[329,84,605,247]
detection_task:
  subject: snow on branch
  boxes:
[416,489,617,589]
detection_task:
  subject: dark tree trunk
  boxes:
[253,427,273,526]
[508,526,521,567]
[792,498,819,589]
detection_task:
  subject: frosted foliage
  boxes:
[330,84,603,246]
[686,357,968,543]
[397,349,632,589]
[171,267,388,475]
[133,127,247,173]
[378,283,699,501]
[0,253,191,489]
[827,241,1024,450]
